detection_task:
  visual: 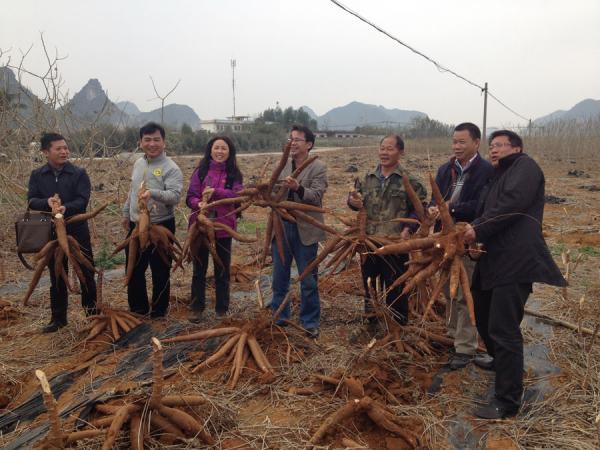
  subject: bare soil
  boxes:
[0,146,598,449]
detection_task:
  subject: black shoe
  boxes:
[216,310,229,318]
[305,327,319,339]
[395,314,408,326]
[42,320,67,333]
[449,353,474,370]
[473,354,495,371]
[188,309,204,324]
[85,307,99,317]
[473,399,518,419]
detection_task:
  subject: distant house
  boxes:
[334,133,366,138]
[314,131,366,139]
[200,116,253,133]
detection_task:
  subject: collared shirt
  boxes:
[449,153,479,205]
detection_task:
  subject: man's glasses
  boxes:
[489,142,513,149]
[287,138,306,143]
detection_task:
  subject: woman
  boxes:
[186,136,243,323]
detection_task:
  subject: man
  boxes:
[122,122,183,318]
[429,123,494,370]
[270,125,328,338]
[27,132,97,332]
[464,130,566,419]
[348,134,427,325]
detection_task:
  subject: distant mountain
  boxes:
[534,98,600,125]
[115,101,141,116]
[299,105,319,120]
[136,104,200,129]
[115,101,200,129]
[0,66,51,121]
[317,101,427,130]
[62,79,126,126]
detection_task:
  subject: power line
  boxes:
[487,92,530,122]
[328,0,530,123]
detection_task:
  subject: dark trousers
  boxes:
[473,281,532,409]
[191,237,232,314]
[47,226,97,322]
[125,218,175,317]
[361,253,409,322]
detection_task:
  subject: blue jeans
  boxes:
[270,221,320,329]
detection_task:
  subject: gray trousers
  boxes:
[445,257,478,355]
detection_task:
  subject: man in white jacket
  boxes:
[122,122,183,318]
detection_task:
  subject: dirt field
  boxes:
[0,143,598,449]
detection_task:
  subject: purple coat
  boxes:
[186,160,243,238]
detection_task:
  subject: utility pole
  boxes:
[482,82,488,147]
[231,59,236,118]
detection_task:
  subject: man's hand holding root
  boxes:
[463,223,476,244]
[348,190,363,209]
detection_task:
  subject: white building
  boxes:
[199,116,253,133]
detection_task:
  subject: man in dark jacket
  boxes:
[464,130,566,419]
[27,132,97,332]
[429,123,494,370]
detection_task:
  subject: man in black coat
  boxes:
[464,130,566,419]
[429,122,494,370]
[27,133,97,332]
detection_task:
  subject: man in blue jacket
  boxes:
[429,123,494,369]
[27,133,97,332]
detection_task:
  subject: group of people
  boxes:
[26,120,565,420]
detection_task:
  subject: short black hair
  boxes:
[489,129,523,150]
[454,122,481,141]
[40,132,66,151]
[139,122,166,140]
[291,124,315,150]
[381,134,405,151]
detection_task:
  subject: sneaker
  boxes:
[473,398,518,419]
[305,327,320,339]
[42,320,67,333]
[188,309,204,324]
[473,354,495,371]
[449,353,474,370]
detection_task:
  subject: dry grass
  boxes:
[0,138,599,448]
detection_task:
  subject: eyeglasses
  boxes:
[489,142,513,149]
[287,138,306,143]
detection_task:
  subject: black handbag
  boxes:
[15,209,53,270]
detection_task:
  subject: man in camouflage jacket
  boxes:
[348,134,427,324]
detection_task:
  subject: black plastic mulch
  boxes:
[1,322,222,449]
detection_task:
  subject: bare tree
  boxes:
[148,76,181,125]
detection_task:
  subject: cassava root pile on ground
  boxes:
[37,338,214,449]
[80,270,143,343]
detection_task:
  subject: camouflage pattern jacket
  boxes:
[352,165,427,235]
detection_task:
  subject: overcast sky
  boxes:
[1,0,598,127]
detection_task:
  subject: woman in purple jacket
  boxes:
[186,136,243,323]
